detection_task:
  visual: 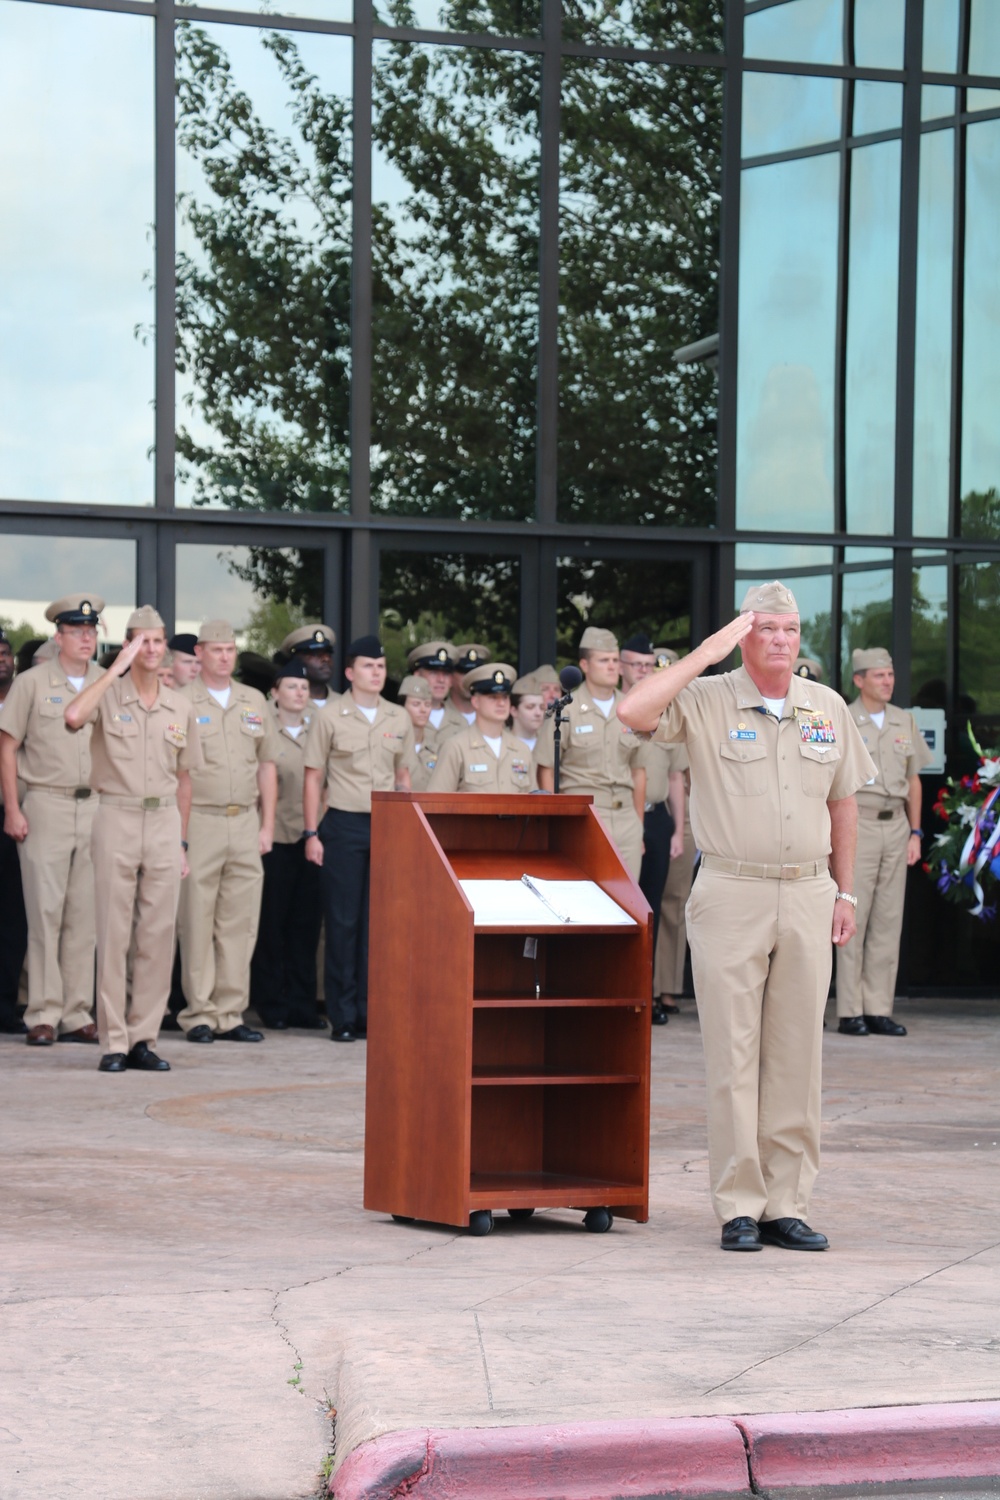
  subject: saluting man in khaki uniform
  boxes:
[407,641,457,740]
[836,647,932,1037]
[398,675,439,791]
[304,634,413,1042]
[177,620,280,1043]
[536,627,647,879]
[619,582,875,1254]
[429,663,537,793]
[65,607,201,1073]
[0,593,105,1047]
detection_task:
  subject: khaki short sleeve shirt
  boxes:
[654,666,876,864]
[182,682,280,808]
[271,714,312,843]
[433,699,476,744]
[408,735,441,793]
[535,685,642,802]
[304,696,414,813]
[639,738,689,807]
[849,700,934,809]
[428,726,537,794]
[0,658,105,788]
[88,679,202,797]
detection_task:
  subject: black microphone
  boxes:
[546,664,583,716]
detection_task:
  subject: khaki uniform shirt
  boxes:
[654,666,875,865]
[408,724,441,793]
[428,725,537,794]
[431,699,475,744]
[271,713,313,843]
[1,658,105,789]
[0,694,26,805]
[642,739,689,808]
[305,696,414,813]
[88,678,202,795]
[535,685,643,805]
[849,700,933,811]
[182,681,280,808]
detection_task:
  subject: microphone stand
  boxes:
[547,691,574,796]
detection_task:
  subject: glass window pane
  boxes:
[375,0,540,35]
[958,561,1000,727]
[852,81,903,137]
[961,119,1000,537]
[922,85,956,120]
[378,551,520,684]
[371,43,539,522]
[0,4,154,507]
[735,543,834,678]
[175,23,353,514]
[913,127,954,537]
[0,535,137,651]
[189,0,351,21]
[557,556,693,666]
[853,0,904,70]
[922,0,960,72]
[845,140,900,536]
[742,71,842,158]
[841,551,893,691]
[561,0,722,50]
[737,153,839,533]
[911,562,948,706]
[558,61,721,527]
[967,88,1000,114]
[744,0,843,66]
[969,0,1000,77]
[175,544,325,654]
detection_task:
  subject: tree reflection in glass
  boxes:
[561,0,721,52]
[378,551,520,681]
[962,120,1000,538]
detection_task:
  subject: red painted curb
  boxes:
[330,1417,752,1499]
[741,1400,1000,1488]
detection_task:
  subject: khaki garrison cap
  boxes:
[466,662,516,694]
[197,619,236,645]
[126,605,165,633]
[579,626,618,652]
[455,643,492,673]
[398,674,432,701]
[852,646,893,672]
[45,593,105,625]
[738,580,799,615]
[794,656,824,682]
[35,638,60,662]
[281,624,335,655]
[654,647,679,669]
[529,664,560,688]
[407,640,457,671]
[512,673,542,696]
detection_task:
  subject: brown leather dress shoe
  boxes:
[26,1024,55,1046]
[59,1024,99,1044]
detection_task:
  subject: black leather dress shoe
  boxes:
[217,1024,264,1042]
[838,1016,869,1035]
[662,1001,680,1015]
[759,1217,829,1251]
[186,1025,215,1043]
[651,1002,669,1026]
[864,1014,907,1036]
[720,1216,762,1251]
[126,1042,170,1071]
[263,1018,290,1030]
[330,1027,356,1043]
[291,1015,328,1030]
[98,1053,127,1073]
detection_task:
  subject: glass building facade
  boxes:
[3,0,1000,982]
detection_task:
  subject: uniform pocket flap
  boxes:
[798,742,841,764]
[719,739,767,763]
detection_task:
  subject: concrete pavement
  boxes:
[2,995,999,1498]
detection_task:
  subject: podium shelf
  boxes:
[469,1171,646,1208]
[473,995,646,1009]
[472,1066,640,1085]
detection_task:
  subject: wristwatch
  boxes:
[303,829,319,839]
[910,827,923,838]
[835,891,858,908]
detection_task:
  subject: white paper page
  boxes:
[459,880,570,926]
[522,876,636,926]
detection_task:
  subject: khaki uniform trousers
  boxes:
[686,867,837,1225]
[594,805,643,881]
[18,789,96,1032]
[654,813,695,997]
[835,814,908,1019]
[178,807,263,1033]
[93,805,182,1055]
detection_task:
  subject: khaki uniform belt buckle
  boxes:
[878,809,894,821]
[778,865,801,880]
[611,798,623,810]
[142,796,160,810]
[74,787,92,800]
[225,803,241,817]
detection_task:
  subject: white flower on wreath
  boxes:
[979,758,1000,786]
[958,804,980,828]
[933,831,951,847]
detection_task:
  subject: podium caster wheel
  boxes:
[391,1214,414,1224]
[507,1208,535,1221]
[468,1211,493,1237]
[583,1208,613,1233]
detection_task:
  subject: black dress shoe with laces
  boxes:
[98,1053,127,1073]
[720,1216,762,1251]
[651,1002,669,1026]
[330,1027,356,1043]
[126,1041,170,1071]
[838,1016,869,1035]
[864,1015,907,1036]
[186,1025,215,1043]
[217,1024,264,1042]
[759,1217,829,1251]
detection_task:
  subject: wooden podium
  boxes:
[364,792,652,1236]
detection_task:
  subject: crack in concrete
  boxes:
[697,1237,1000,1399]
[466,1243,621,1310]
[473,1312,495,1411]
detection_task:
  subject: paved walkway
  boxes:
[3,996,999,1499]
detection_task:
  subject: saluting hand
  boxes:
[112,632,147,675]
[695,612,755,668]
